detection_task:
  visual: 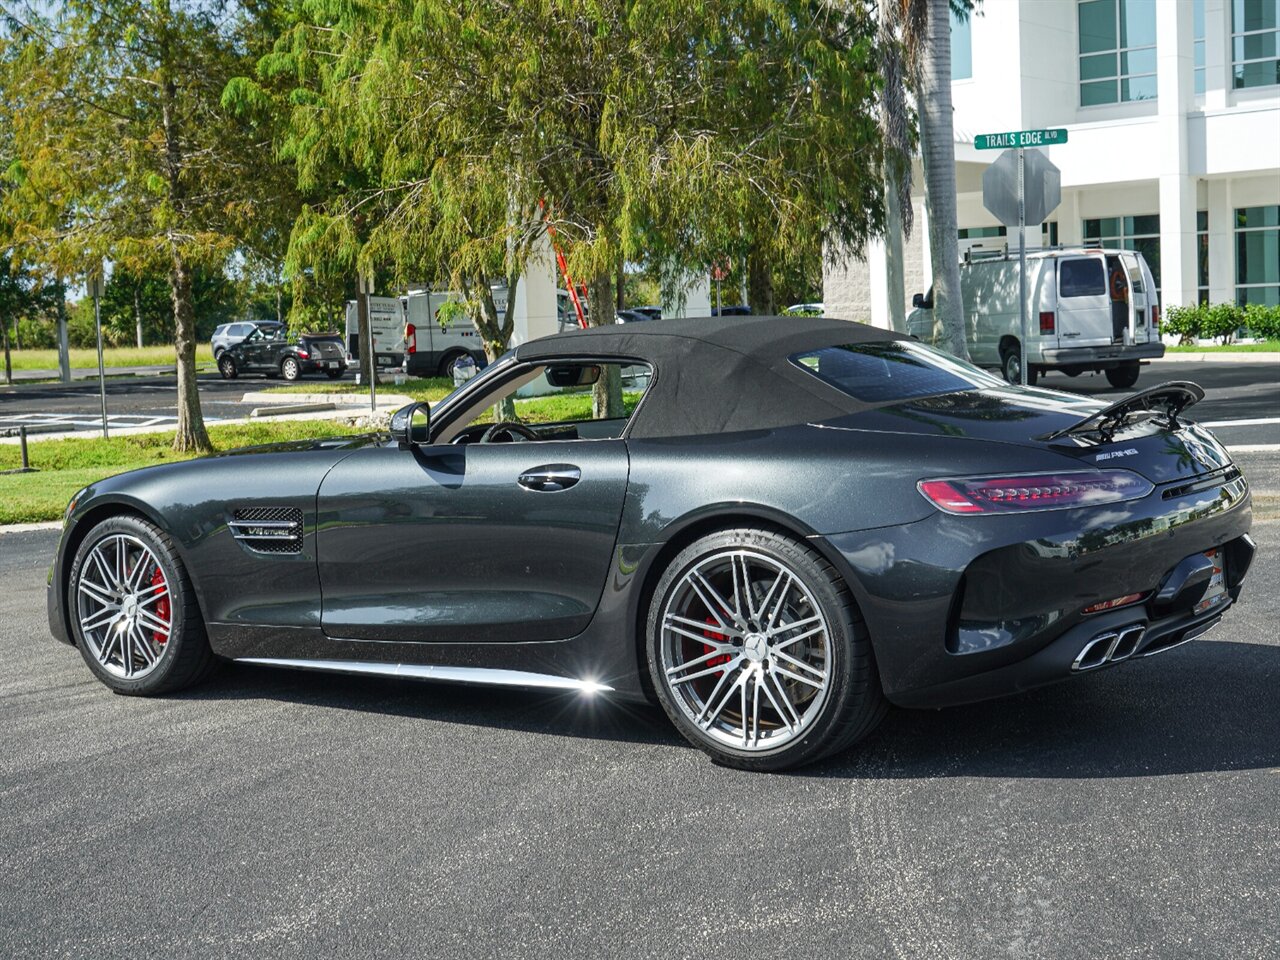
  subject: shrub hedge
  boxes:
[1161,302,1280,344]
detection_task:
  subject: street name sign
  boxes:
[974,128,1068,150]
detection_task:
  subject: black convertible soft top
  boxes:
[515,315,904,438]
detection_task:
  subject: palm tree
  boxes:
[880,0,972,361]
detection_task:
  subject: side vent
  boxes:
[230,506,304,555]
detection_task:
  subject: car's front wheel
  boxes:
[68,515,217,695]
[281,356,301,381]
[646,528,885,771]
[218,355,238,379]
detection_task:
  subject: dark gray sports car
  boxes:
[47,316,1254,770]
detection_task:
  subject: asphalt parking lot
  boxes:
[1,526,1276,959]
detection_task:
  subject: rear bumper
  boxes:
[301,359,346,374]
[829,468,1252,708]
[1039,341,1165,366]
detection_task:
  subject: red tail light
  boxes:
[1151,304,1160,330]
[918,471,1153,515]
[1082,592,1147,615]
[295,350,309,359]
[405,323,417,354]
[1039,311,1055,335]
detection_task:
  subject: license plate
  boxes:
[324,361,337,369]
[1195,549,1227,614]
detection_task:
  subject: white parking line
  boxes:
[1201,417,1280,428]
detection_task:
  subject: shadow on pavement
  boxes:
[177,638,1280,779]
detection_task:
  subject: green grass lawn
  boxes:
[0,420,364,525]
[1165,342,1280,352]
[5,344,215,371]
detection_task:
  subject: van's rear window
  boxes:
[1059,258,1106,297]
[789,341,1004,404]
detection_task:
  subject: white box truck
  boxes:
[906,246,1164,388]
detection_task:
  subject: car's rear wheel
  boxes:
[281,357,301,381]
[218,355,238,379]
[646,528,885,771]
[68,515,216,696]
[438,350,467,378]
[325,368,343,379]
[1105,361,1140,389]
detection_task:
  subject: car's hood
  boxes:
[826,387,1232,484]
[214,433,386,458]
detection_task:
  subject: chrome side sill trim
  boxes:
[234,657,613,694]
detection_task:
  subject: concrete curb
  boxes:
[240,391,414,406]
[250,402,337,417]
[1152,352,1280,363]
[0,521,62,534]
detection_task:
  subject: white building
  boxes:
[824,0,1280,325]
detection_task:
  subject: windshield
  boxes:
[789,340,1005,404]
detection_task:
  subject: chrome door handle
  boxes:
[517,464,581,492]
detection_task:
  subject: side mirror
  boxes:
[911,293,925,308]
[391,401,430,449]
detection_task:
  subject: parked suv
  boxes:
[216,329,347,381]
[211,321,284,360]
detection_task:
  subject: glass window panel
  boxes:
[1120,0,1157,47]
[1234,0,1280,33]
[1238,286,1280,306]
[1239,205,1280,227]
[1079,0,1118,53]
[1233,58,1280,86]
[1060,259,1108,297]
[1122,74,1158,100]
[1195,66,1206,93]
[1198,235,1210,289]
[1197,210,1209,231]
[951,8,973,80]
[1081,79,1118,104]
[789,342,1003,404]
[1084,217,1122,239]
[1126,214,1161,235]
[1195,0,1205,39]
[1081,52,1118,80]
[1194,40,1206,68]
[1237,230,1280,284]
[1121,47,1156,75]
[1130,237,1161,290]
[1234,30,1280,61]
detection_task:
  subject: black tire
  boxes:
[281,356,301,381]
[218,355,238,380]
[1001,346,1038,386]
[325,369,343,380]
[1105,362,1141,389]
[67,515,217,696]
[645,527,886,771]
[437,351,466,378]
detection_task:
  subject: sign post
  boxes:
[980,133,1064,385]
[88,264,109,438]
[357,273,377,414]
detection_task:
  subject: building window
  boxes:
[1078,0,1158,105]
[1044,221,1060,246]
[1197,211,1209,305]
[1236,205,1280,305]
[1084,214,1162,296]
[951,6,973,80]
[1233,0,1280,88]
[1194,0,1207,94]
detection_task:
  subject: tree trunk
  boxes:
[170,251,211,453]
[747,250,775,315]
[134,284,144,348]
[919,0,969,360]
[883,173,907,332]
[275,284,283,324]
[616,257,625,310]
[476,280,516,421]
[587,273,623,419]
[2,318,12,385]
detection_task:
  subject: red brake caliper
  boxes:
[702,618,731,672]
[151,566,170,644]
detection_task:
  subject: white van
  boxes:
[345,296,407,370]
[400,290,488,378]
[906,247,1164,388]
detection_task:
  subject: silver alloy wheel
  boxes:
[282,357,299,380]
[75,534,172,680]
[658,549,832,751]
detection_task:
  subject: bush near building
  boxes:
[1163,303,1280,345]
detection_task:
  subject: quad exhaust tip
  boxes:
[1072,624,1146,672]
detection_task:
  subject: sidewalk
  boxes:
[1152,351,1280,364]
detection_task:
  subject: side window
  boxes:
[438,361,653,443]
[1059,258,1106,298]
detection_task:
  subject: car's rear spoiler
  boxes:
[1038,381,1205,443]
